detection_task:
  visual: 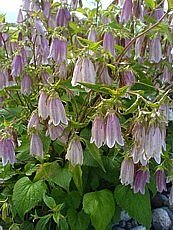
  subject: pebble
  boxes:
[131,226,146,230]
[120,211,131,222]
[152,208,172,230]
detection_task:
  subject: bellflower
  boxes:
[56,8,71,27]
[21,74,32,95]
[99,64,113,85]
[133,168,150,194]
[49,37,67,64]
[120,0,133,23]
[169,185,173,205]
[22,0,31,11]
[66,138,83,165]
[119,70,135,87]
[34,18,46,35]
[103,32,115,57]
[71,58,82,86]
[120,157,134,187]
[88,29,97,42]
[48,124,68,143]
[106,112,124,148]
[90,116,106,148]
[30,133,43,158]
[48,96,68,126]
[11,54,23,77]
[149,36,162,63]
[16,9,23,23]
[0,138,16,166]
[38,91,49,120]
[0,70,8,89]
[155,169,167,193]
[42,1,50,18]
[27,111,40,133]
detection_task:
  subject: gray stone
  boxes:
[152,208,172,230]
[131,226,146,230]
[120,210,131,222]
[162,207,173,221]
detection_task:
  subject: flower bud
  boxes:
[66,138,83,165]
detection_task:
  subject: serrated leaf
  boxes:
[83,189,115,230]
[36,214,52,230]
[65,191,81,209]
[114,185,152,228]
[67,208,90,230]
[12,177,47,219]
[85,140,105,172]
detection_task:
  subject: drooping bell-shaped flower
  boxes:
[11,54,23,77]
[22,0,31,11]
[0,70,8,89]
[21,47,28,65]
[49,37,67,64]
[16,9,23,23]
[106,112,124,148]
[48,96,68,126]
[134,36,146,60]
[103,32,115,57]
[120,0,133,23]
[47,124,68,143]
[119,70,135,87]
[120,157,134,187]
[71,58,82,86]
[70,0,78,9]
[149,36,162,63]
[90,116,106,148]
[38,91,49,120]
[30,133,43,158]
[21,74,32,95]
[66,138,83,165]
[154,7,164,21]
[133,168,150,194]
[27,111,40,133]
[81,58,96,84]
[56,8,71,27]
[34,18,46,35]
[71,57,96,87]
[155,169,167,193]
[88,29,97,42]
[0,138,16,166]
[42,0,50,18]
[99,64,113,85]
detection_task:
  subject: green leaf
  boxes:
[65,191,81,209]
[12,177,47,219]
[36,214,52,230]
[83,189,115,230]
[114,185,152,228]
[59,219,69,230]
[145,0,155,9]
[67,208,90,230]
[69,165,83,195]
[20,221,34,230]
[34,162,72,191]
[52,166,72,192]
[168,0,173,10]
[85,140,105,172]
[43,194,56,210]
